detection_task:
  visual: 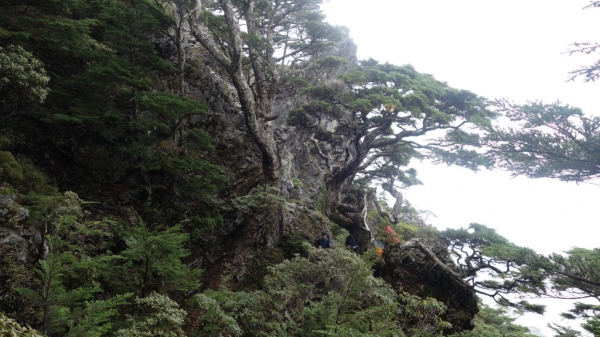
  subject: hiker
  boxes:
[317,231,330,249]
[345,233,359,253]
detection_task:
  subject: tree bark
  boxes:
[382,180,403,221]
[324,169,371,250]
[188,0,283,245]
[189,0,282,187]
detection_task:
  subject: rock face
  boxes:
[0,228,31,263]
[0,189,29,227]
[0,187,42,263]
[376,238,479,333]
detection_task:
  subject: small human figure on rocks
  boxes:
[345,233,359,253]
[317,231,330,249]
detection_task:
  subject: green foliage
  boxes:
[560,302,600,335]
[0,312,46,337]
[136,92,207,139]
[109,222,201,297]
[401,200,419,216]
[0,151,24,183]
[0,45,50,106]
[281,230,312,258]
[566,1,600,83]
[116,292,186,337]
[582,317,600,336]
[0,254,36,314]
[538,248,600,335]
[449,302,536,337]
[1,2,569,337]
[289,59,494,239]
[270,247,401,336]
[290,177,304,188]
[331,221,349,244]
[446,223,600,336]
[367,201,419,244]
[316,185,327,213]
[546,248,600,297]
[0,0,225,231]
[8,191,127,336]
[233,185,286,213]
[359,247,381,268]
[25,191,100,240]
[442,223,547,313]
[11,155,57,196]
[192,246,452,337]
[484,100,600,182]
[3,190,209,335]
[0,133,57,195]
[548,324,582,337]
[398,222,419,239]
[15,234,129,336]
[188,294,243,337]
[233,185,286,233]
[315,56,349,68]
[0,187,208,336]
[186,210,225,239]
[201,0,345,66]
[131,92,225,206]
[397,292,451,335]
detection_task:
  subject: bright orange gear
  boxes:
[375,247,383,259]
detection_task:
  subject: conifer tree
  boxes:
[449,302,537,337]
[151,0,197,96]
[170,0,349,245]
[0,0,226,229]
[110,223,201,297]
[441,223,547,314]
[9,192,129,336]
[186,0,346,186]
[548,324,582,337]
[289,60,494,246]
[15,235,128,336]
[116,292,187,337]
[482,100,600,182]
[566,1,600,82]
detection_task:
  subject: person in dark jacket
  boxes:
[317,232,330,249]
[345,233,359,253]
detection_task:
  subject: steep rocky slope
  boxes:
[0,16,480,334]
[163,29,480,329]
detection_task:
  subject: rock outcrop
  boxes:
[0,188,29,227]
[377,238,479,333]
[0,187,42,264]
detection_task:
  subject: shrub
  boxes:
[193,246,451,337]
[0,312,45,337]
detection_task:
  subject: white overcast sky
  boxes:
[321,1,600,335]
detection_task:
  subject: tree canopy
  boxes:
[290,59,495,244]
[441,223,547,314]
[483,100,600,182]
[3,0,600,336]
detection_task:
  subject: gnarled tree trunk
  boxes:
[188,0,283,245]
[324,169,371,250]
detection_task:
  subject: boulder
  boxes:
[0,227,31,263]
[376,238,479,333]
[0,189,29,227]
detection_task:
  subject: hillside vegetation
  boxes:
[3,1,600,336]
